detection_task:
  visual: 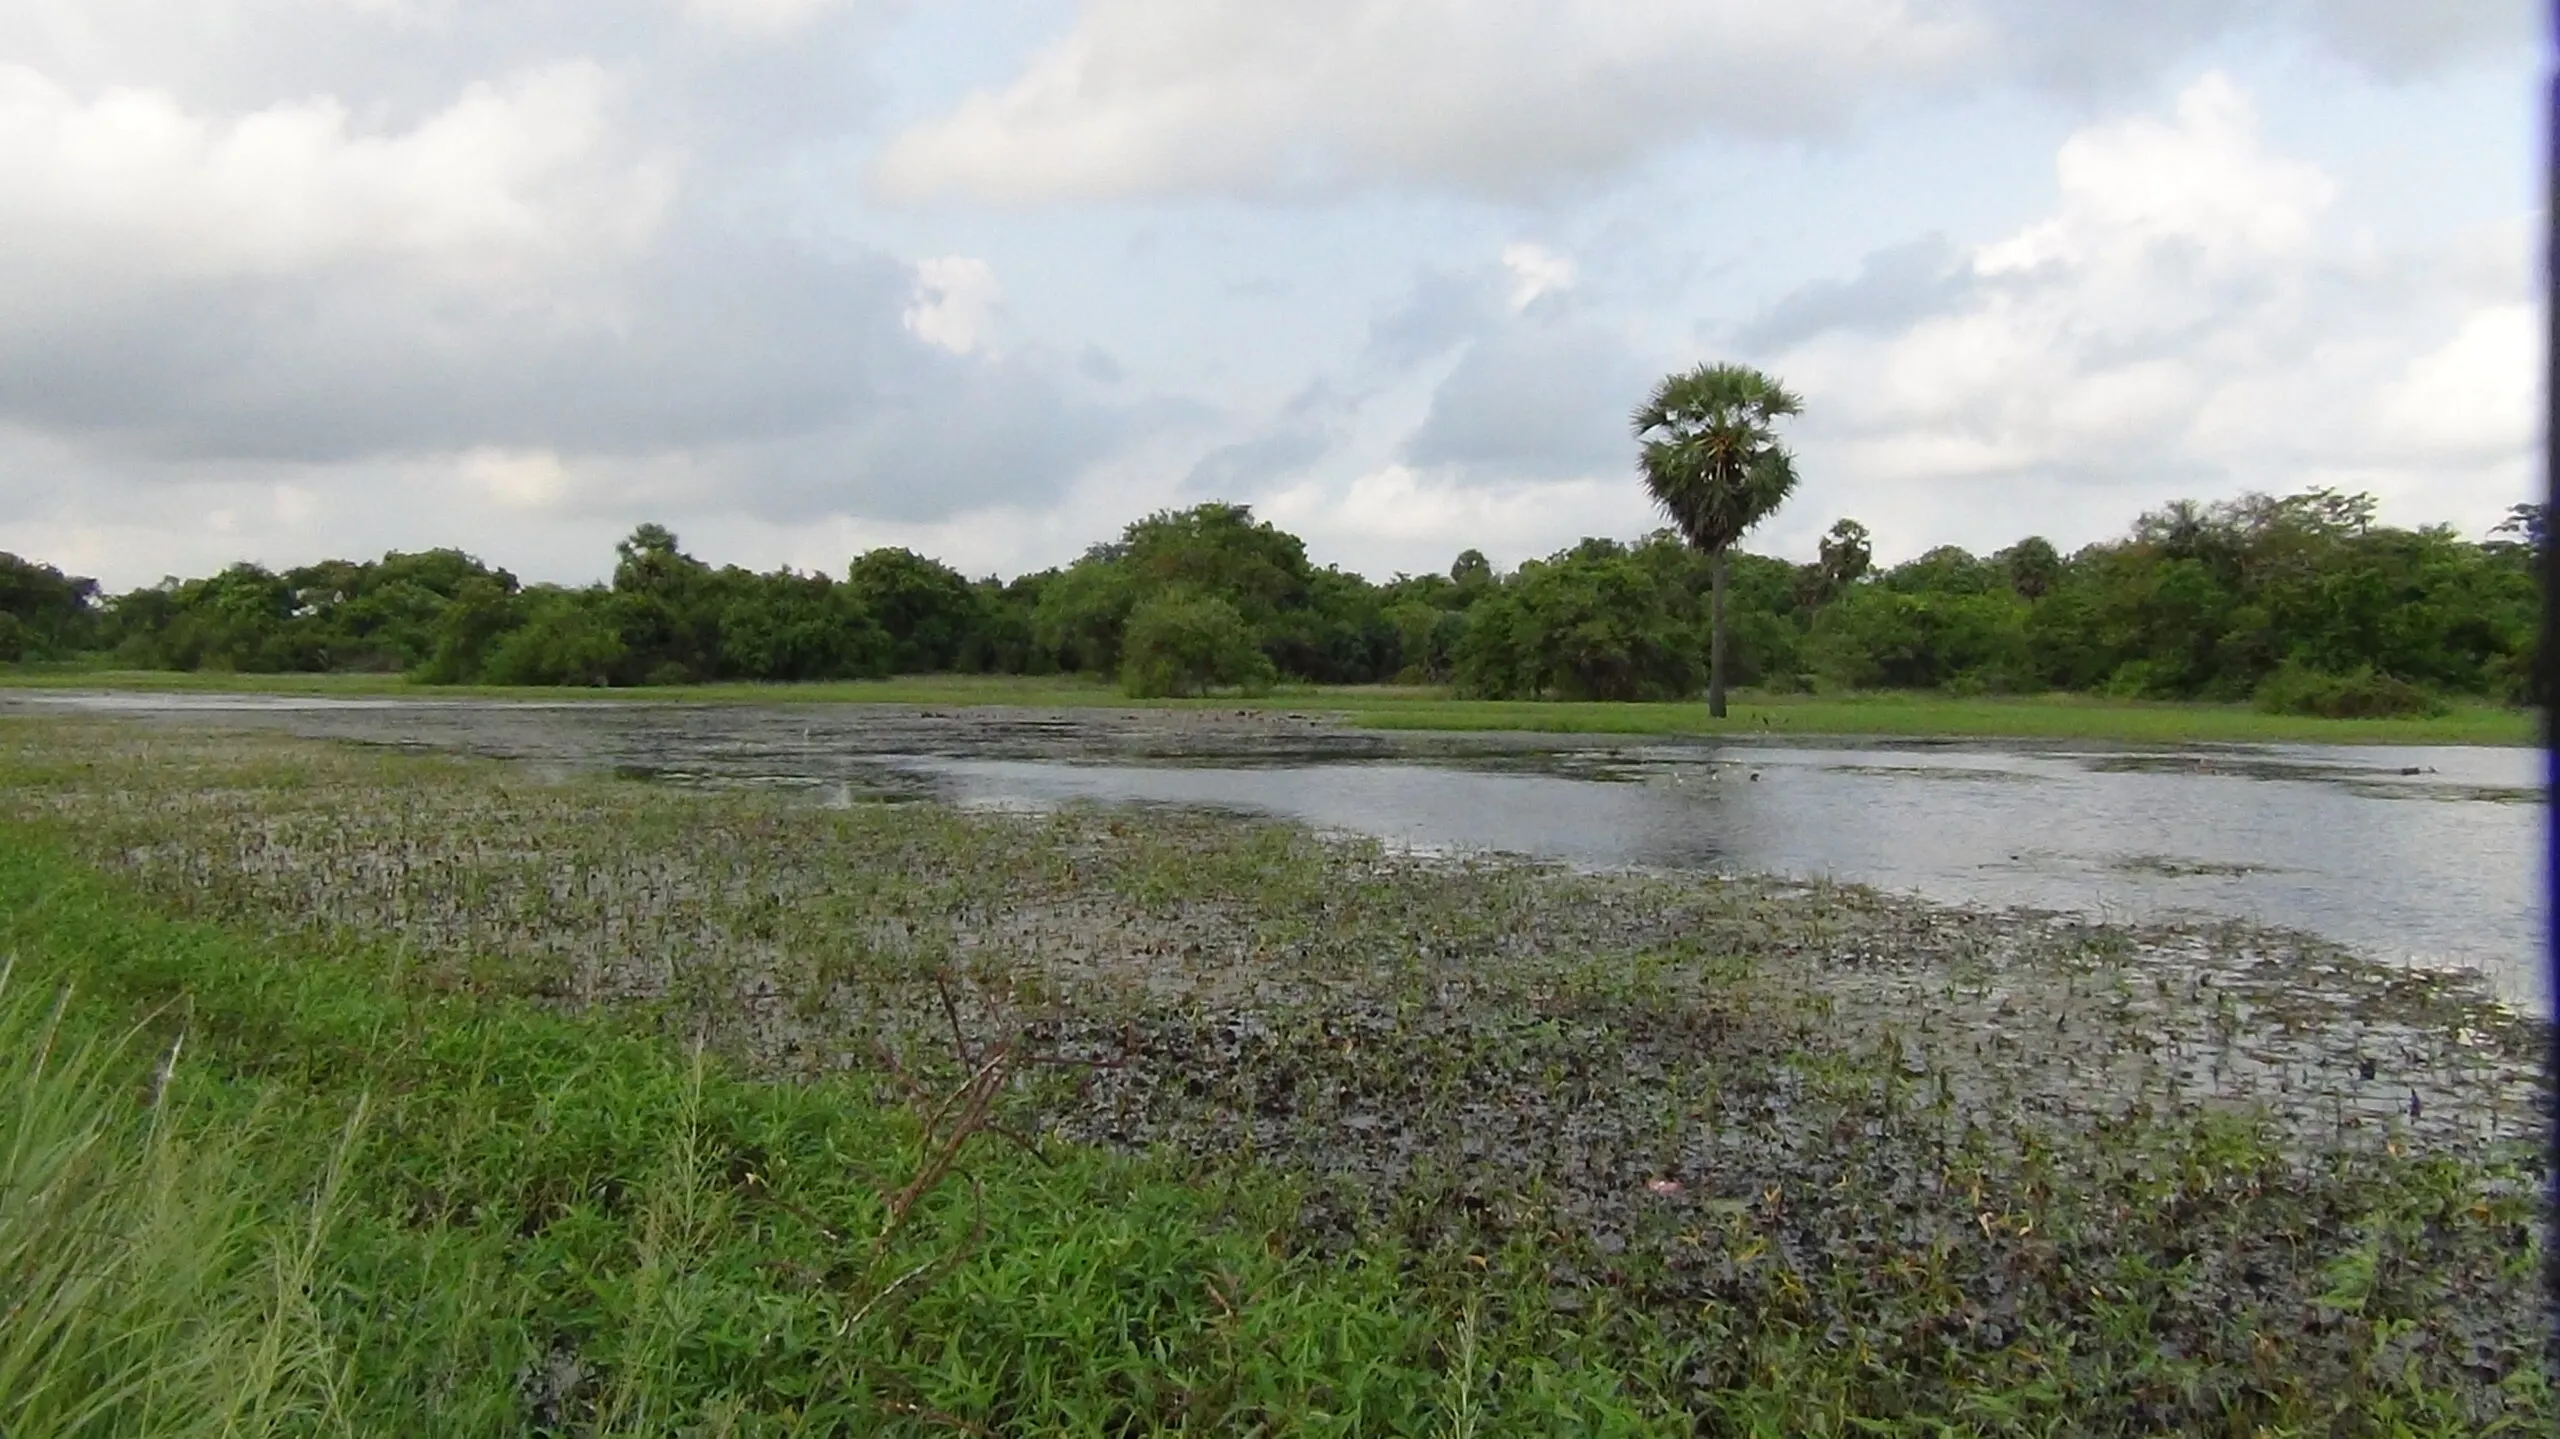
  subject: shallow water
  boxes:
[11,690,2545,1011]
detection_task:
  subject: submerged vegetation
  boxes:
[0,714,2545,1434]
[1,486,2541,719]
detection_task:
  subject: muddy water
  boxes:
[11,690,2544,1011]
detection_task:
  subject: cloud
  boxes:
[874,0,1988,202]
[2371,301,2538,463]
[1762,72,2533,557]
[0,61,670,300]
[0,1,2532,596]
[1262,464,1658,579]
[1365,267,1504,368]
[873,1,2529,205]
[683,0,869,37]
[902,255,1002,355]
[1177,383,1345,498]
[2298,0,2535,79]
[1737,235,1971,351]
[1977,74,2335,276]
[1404,314,1653,476]
[0,54,1156,537]
[1499,243,1576,312]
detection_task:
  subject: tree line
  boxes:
[0,489,2539,716]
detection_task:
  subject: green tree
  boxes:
[1118,588,1274,697]
[1817,520,1872,595]
[1111,503,1312,628]
[414,577,519,683]
[481,589,624,686]
[1449,548,1495,598]
[1032,558,1140,676]
[609,525,720,684]
[1632,363,1803,717]
[846,548,983,673]
[1997,536,2063,602]
[0,553,101,659]
[1451,538,1701,701]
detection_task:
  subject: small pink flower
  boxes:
[1645,1178,1683,1196]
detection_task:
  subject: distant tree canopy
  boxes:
[0,553,101,662]
[12,488,2537,713]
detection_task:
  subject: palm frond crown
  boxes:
[1631,363,1803,555]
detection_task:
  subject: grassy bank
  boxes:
[1,664,2537,745]
[0,715,2546,1434]
[0,779,1507,1434]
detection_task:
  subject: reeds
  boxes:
[0,959,364,1438]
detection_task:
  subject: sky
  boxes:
[0,0,2542,591]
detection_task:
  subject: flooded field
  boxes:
[0,704,2547,1431]
[11,689,2543,1011]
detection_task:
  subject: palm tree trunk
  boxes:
[1708,549,1729,719]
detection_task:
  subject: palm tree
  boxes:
[1632,363,1803,718]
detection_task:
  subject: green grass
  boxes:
[0,825,1626,1435]
[2,664,2537,745]
[0,718,2545,1435]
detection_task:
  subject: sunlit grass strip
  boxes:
[1,664,2538,745]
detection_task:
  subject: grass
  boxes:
[0,715,2546,1434]
[0,663,2539,745]
[0,791,1520,1434]
[0,962,362,1437]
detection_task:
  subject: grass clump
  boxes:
[0,962,361,1437]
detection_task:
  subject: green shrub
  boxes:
[1118,588,1275,697]
[2252,661,2445,718]
[479,597,625,687]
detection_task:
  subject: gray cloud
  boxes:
[1180,383,1345,497]
[1735,236,1974,352]
[876,1,2524,206]
[703,360,1142,523]
[0,9,1162,531]
[2300,0,2533,78]
[1365,268,1505,369]
[0,0,907,133]
[0,239,879,458]
[0,218,1142,503]
[1404,320,1652,477]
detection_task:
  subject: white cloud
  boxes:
[0,61,671,307]
[1976,73,2334,278]
[1263,464,1656,576]
[460,446,575,512]
[901,255,1002,356]
[683,0,861,36]
[1765,72,2534,555]
[870,1,2526,206]
[0,3,2534,591]
[1499,243,1575,313]
[2373,302,2539,463]
[874,0,1988,202]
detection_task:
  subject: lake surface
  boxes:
[11,691,2545,1012]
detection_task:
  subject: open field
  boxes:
[0,713,2545,1435]
[1,665,2537,745]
